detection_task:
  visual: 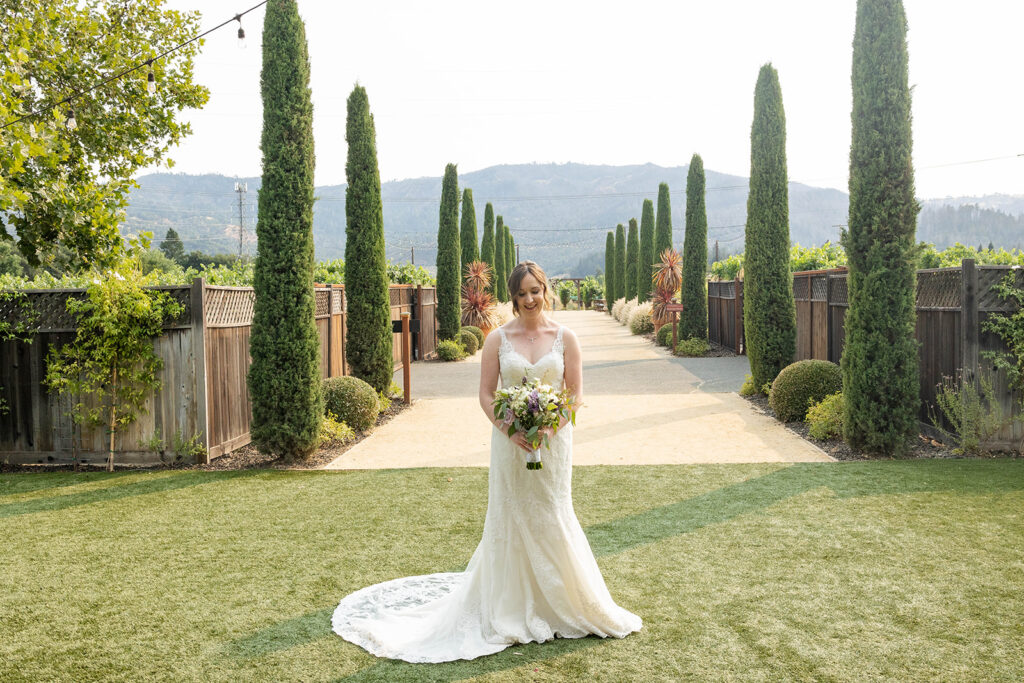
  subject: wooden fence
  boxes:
[793,261,1022,448]
[707,280,745,353]
[1,279,439,465]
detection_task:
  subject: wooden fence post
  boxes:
[825,272,834,363]
[190,277,210,464]
[415,285,424,361]
[734,279,744,354]
[961,258,979,384]
[401,312,412,404]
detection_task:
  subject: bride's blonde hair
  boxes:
[508,261,551,317]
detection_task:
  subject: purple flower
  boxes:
[527,390,540,414]
[502,407,515,427]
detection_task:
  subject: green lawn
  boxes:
[1,460,1022,682]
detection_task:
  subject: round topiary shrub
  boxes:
[628,301,654,335]
[656,323,674,347]
[437,339,466,361]
[769,360,843,422]
[458,328,479,355]
[323,376,380,432]
[462,325,484,349]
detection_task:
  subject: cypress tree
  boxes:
[639,199,655,301]
[604,231,615,310]
[494,215,506,301]
[842,0,920,455]
[679,154,708,341]
[614,223,626,302]
[625,218,639,301]
[436,163,461,340]
[507,228,515,269]
[743,64,797,390]
[160,227,184,263]
[343,84,392,393]
[655,183,673,260]
[459,188,478,277]
[480,202,495,280]
[248,0,321,459]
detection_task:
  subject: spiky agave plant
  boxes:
[653,248,683,295]
[461,283,498,329]
[463,260,492,291]
[651,288,678,324]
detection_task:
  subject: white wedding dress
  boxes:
[331,324,642,663]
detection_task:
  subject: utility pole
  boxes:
[516,245,520,263]
[714,239,719,263]
[234,181,247,258]
[411,246,415,265]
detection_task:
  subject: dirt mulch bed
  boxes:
[0,400,411,474]
[742,393,1020,461]
[641,332,739,358]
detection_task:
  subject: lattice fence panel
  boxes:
[793,276,810,300]
[917,269,961,309]
[314,289,331,318]
[811,275,828,301]
[830,275,848,306]
[205,288,255,327]
[978,267,1022,312]
[1,287,191,332]
[331,288,345,314]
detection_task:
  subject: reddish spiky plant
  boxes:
[463,260,492,291]
[461,283,498,329]
[651,288,677,323]
[653,248,683,296]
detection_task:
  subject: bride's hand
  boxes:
[508,430,533,452]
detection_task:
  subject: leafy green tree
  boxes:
[680,154,708,341]
[625,218,639,301]
[841,0,920,455]
[655,183,673,260]
[343,84,392,393]
[639,199,655,301]
[436,163,461,340]
[614,224,626,302]
[248,0,322,459]
[743,64,797,390]
[0,239,30,276]
[480,202,495,282]
[494,215,506,301]
[459,189,478,276]
[159,228,185,263]
[605,231,615,310]
[1,0,208,267]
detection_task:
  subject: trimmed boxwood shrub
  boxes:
[323,376,380,432]
[656,323,674,347]
[675,338,709,357]
[462,325,484,349]
[437,339,466,361]
[458,328,479,355]
[769,359,842,422]
[807,392,844,439]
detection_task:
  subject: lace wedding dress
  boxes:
[331,324,642,663]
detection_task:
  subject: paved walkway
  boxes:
[324,311,832,469]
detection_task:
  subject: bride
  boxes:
[332,260,642,663]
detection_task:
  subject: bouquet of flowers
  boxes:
[493,377,576,470]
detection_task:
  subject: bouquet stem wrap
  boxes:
[526,447,543,470]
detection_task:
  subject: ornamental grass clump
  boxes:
[807,392,844,440]
[458,328,479,355]
[619,298,639,326]
[769,360,843,423]
[610,297,627,322]
[323,376,380,432]
[628,301,654,335]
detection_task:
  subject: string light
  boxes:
[65,109,77,130]
[146,62,156,94]
[235,14,246,49]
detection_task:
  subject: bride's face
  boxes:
[515,273,545,319]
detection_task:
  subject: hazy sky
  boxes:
[144,0,1023,199]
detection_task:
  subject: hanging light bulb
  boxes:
[235,14,246,49]
[147,70,156,94]
[66,109,77,130]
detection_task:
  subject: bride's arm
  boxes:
[560,328,583,427]
[478,331,503,428]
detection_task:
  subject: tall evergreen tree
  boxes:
[459,188,478,277]
[248,0,321,459]
[494,215,506,301]
[842,0,920,455]
[436,163,461,340]
[342,84,392,393]
[604,231,615,310]
[160,227,184,263]
[743,64,797,390]
[639,199,655,301]
[481,202,496,280]
[625,218,639,301]
[507,228,515,269]
[655,183,673,260]
[614,223,626,302]
[679,154,709,341]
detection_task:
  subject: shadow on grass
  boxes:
[0,469,263,519]
[0,470,137,499]
[227,459,1023,669]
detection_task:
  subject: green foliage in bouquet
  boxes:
[769,359,843,423]
[323,376,379,432]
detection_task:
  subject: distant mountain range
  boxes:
[125,163,1024,277]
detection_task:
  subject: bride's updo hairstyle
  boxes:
[508,261,551,317]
